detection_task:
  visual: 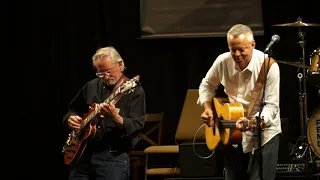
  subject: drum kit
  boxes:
[271,17,320,173]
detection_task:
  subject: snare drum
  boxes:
[308,48,320,87]
[307,108,320,158]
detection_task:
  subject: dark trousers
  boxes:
[219,134,280,180]
[219,144,250,180]
[248,134,280,180]
[69,148,130,180]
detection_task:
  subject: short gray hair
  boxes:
[227,24,254,43]
[92,46,125,71]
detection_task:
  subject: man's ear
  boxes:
[118,60,123,67]
[251,40,256,49]
[118,60,125,71]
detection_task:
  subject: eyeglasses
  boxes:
[96,66,117,77]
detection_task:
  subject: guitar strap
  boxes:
[246,57,276,118]
[109,74,130,105]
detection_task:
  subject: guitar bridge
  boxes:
[62,133,73,153]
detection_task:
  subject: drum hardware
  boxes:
[276,60,310,69]
[272,17,320,27]
[289,21,309,161]
[289,135,313,161]
[288,72,315,180]
[272,17,319,179]
[289,73,313,161]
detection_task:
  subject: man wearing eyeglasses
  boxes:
[62,46,146,180]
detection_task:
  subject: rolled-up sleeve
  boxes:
[198,59,221,106]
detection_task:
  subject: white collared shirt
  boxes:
[198,49,282,153]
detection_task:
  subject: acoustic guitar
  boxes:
[62,75,140,165]
[205,97,260,151]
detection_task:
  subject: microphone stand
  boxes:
[251,48,274,180]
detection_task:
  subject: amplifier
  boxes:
[179,143,224,177]
[276,163,305,174]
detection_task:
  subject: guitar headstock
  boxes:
[119,75,140,94]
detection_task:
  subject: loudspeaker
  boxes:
[179,143,224,178]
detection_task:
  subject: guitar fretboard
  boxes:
[219,120,250,128]
[74,76,138,135]
[81,87,121,128]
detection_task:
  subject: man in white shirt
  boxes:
[198,24,281,180]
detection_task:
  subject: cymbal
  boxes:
[276,60,310,68]
[272,20,320,27]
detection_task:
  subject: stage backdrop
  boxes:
[140,0,264,38]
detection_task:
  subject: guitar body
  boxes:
[63,104,99,165]
[205,123,221,151]
[205,98,244,151]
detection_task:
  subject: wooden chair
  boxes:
[175,89,205,144]
[143,89,206,180]
[129,112,164,180]
[137,112,164,146]
[144,145,180,180]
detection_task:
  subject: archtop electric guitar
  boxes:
[62,75,140,165]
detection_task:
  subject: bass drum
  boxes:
[307,108,320,158]
[308,47,320,88]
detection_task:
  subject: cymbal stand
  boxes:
[289,26,313,179]
[297,26,309,126]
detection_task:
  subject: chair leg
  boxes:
[144,155,148,180]
[133,161,138,180]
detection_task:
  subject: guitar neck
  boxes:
[82,88,120,127]
[219,120,249,128]
[103,88,120,104]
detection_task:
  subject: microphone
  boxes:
[264,34,280,53]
